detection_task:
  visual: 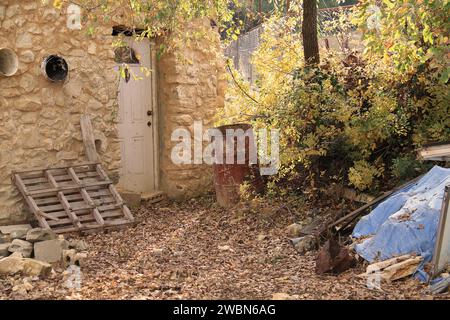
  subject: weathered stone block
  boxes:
[119,191,141,208]
[26,228,56,243]
[0,256,52,277]
[34,239,69,263]
[0,224,32,235]
[8,239,33,258]
[10,228,28,240]
[68,239,88,252]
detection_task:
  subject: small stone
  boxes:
[10,229,28,240]
[19,74,37,93]
[218,245,234,252]
[22,280,34,291]
[68,240,88,251]
[0,6,5,20]
[0,224,32,235]
[20,50,35,63]
[87,43,97,55]
[151,248,165,256]
[286,223,302,238]
[272,293,294,300]
[34,239,69,263]
[12,284,27,296]
[26,228,56,243]
[257,234,267,241]
[62,249,77,268]
[119,191,141,208]
[56,151,78,161]
[62,250,87,268]
[16,32,33,49]
[8,239,33,258]
[293,235,317,254]
[74,252,88,267]
[0,243,11,256]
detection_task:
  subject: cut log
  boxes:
[364,255,423,282]
[366,254,413,274]
[380,256,423,282]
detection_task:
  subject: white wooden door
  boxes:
[117,38,156,193]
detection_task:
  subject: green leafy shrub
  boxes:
[221,1,449,194]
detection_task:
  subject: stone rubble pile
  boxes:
[0,224,88,277]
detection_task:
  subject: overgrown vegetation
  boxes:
[221,0,450,194]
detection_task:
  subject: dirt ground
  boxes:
[0,196,448,300]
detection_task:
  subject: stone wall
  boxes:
[0,1,226,224]
[0,1,121,224]
[157,20,227,199]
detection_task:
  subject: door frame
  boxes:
[115,37,160,193]
[149,40,160,191]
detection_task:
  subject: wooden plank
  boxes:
[68,167,105,226]
[13,162,100,175]
[80,115,100,162]
[13,174,50,229]
[38,192,108,208]
[27,181,112,196]
[96,164,134,221]
[21,176,48,185]
[18,166,96,180]
[48,210,123,227]
[53,219,140,235]
[432,185,450,277]
[45,170,83,230]
[37,210,60,222]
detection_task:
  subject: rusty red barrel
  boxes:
[213,123,264,207]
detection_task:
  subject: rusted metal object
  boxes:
[315,238,356,275]
[213,124,264,207]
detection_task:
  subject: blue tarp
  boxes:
[352,166,450,282]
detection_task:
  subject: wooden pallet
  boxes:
[12,162,135,234]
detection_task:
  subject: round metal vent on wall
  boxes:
[41,55,69,82]
[0,47,19,77]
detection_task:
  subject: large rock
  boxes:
[0,256,52,277]
[0,224,32,235]
[26,228,56,243]
[8,239,33,258]
[34,239,69,263]
[0,243,11,256]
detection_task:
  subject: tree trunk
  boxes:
[302,0,320,65]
